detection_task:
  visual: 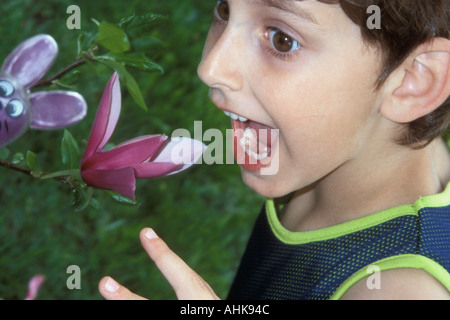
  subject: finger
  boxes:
[98,276,147,300]
[139,228,219,300]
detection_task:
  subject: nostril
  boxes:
[0,101,2,110]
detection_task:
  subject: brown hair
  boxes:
[319,0,450,148]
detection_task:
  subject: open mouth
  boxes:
[224,110,278,172]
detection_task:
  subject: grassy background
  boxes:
[0,0,263,299]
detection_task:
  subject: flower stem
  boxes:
[40,169,81,180]
[0,159,80,189]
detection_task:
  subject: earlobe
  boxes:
[381,38,450,124]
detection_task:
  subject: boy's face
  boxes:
[198,0,386,198]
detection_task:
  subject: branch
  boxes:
[31,47,98,89]
[31,58,86,89]
[0,159,78,189]
[0,159,33,176]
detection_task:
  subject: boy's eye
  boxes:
[216,0,230,21]
[268,28,301,53]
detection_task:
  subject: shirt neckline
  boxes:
[266,182,450,245]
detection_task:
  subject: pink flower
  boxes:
[25,274,45,300]
[81,73,205,200]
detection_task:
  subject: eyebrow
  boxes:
[257,0,319,24]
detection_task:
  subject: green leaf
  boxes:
[77,31,97,56]
[71,186,94,212]
[26,151,37,171]
[100,52,163,73]
[96,21,130,53]
[12,152,24,164]
[61,130,80,170]
[104,190,139,206]
[118,13,164,31]
[95,56,148,111]
[81,54,99,75]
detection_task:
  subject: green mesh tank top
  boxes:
[227,183,450,300]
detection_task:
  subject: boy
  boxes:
[99,0,450,300]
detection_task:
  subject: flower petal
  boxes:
[81,167,136,200]
[81,135,167,170]
[153,137,206,175]
[133,161,182,178]
[24,274,45,300]
[82,72,121,161]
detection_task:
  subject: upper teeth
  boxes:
[224,111,248,122]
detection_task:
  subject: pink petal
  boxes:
[24,274,45,300]
[82,73,121,161]
[81,167,136,200]
[81,135,167,171]
[153,137,206,175]
[133,161,182,178]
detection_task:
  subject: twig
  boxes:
[0,159,33,176]
[0,159,78,189]
[31,58,86,89]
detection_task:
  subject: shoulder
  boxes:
[340,268,450,300]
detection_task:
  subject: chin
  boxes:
[241,168,292,199]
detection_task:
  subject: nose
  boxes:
[197,26,244,92]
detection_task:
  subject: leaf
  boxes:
[96,21,130,53]
[100,52,163,73]
[12,152,24,164]
[26,151,37,171]
[95,56,148,111]
[71,186,94,212]
[77,30,97,56]
[61,130,80,170]
[104,190,139,206]
[118,13,164,34]
[81,54,99,75]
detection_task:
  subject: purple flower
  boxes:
[81,72,205,200]
[0,34,87,147]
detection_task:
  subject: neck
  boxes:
[281,138,450,232]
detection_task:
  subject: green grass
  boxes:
[0,0,263,299]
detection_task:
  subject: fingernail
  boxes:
[104,277,120,293]
[145,228,158,240]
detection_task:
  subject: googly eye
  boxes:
[6,99,25,118]
[0,80,14,97]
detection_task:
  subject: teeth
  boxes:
[240,128,269,161]
[224,111,248,122]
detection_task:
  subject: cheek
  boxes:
[264,74,379,176]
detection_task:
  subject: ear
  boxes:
[29,91,87,130]
[380,38,450,124]
[1,34,58,89]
